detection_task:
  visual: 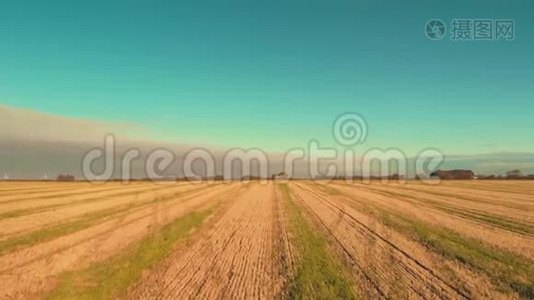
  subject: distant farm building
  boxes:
[430,169,475,180]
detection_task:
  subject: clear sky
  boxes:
[1,0,533,155]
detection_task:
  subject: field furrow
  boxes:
[0,183,207,238]
[0,183,237,298]
[0,180,531,299]
[289,182,512,299]
[129,182,287,299]
[328,182,534,260]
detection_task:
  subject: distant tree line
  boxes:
[429,169,534,180]
[48,169,533,182]
[477,169,534,180]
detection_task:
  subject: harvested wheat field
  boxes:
[0,180,532,299]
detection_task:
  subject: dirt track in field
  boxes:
[0,180,531,299]
[129,182,290,299]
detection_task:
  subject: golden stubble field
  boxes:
[0,180,532,299]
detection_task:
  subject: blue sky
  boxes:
[1,0,533,155]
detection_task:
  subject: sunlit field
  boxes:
[0,180,532,299]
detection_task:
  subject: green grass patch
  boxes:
[377,209,534,298]
[0,202,142,256]
[312,183,343,196]
[0,203,87,220]
[280,184,357,299]
[0,186,213,255]
[46,207,215,300]
[0,185,176,220]
[0,185,131,204]
[436,206,534,235]
[395,184,529,211]
[322,184,534,297]
[342,184,534,235]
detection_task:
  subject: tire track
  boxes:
[289,184,386,299]
[291,182,473,299]
[328,182,534,260]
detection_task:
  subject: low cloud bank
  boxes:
[1,105,533,180]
